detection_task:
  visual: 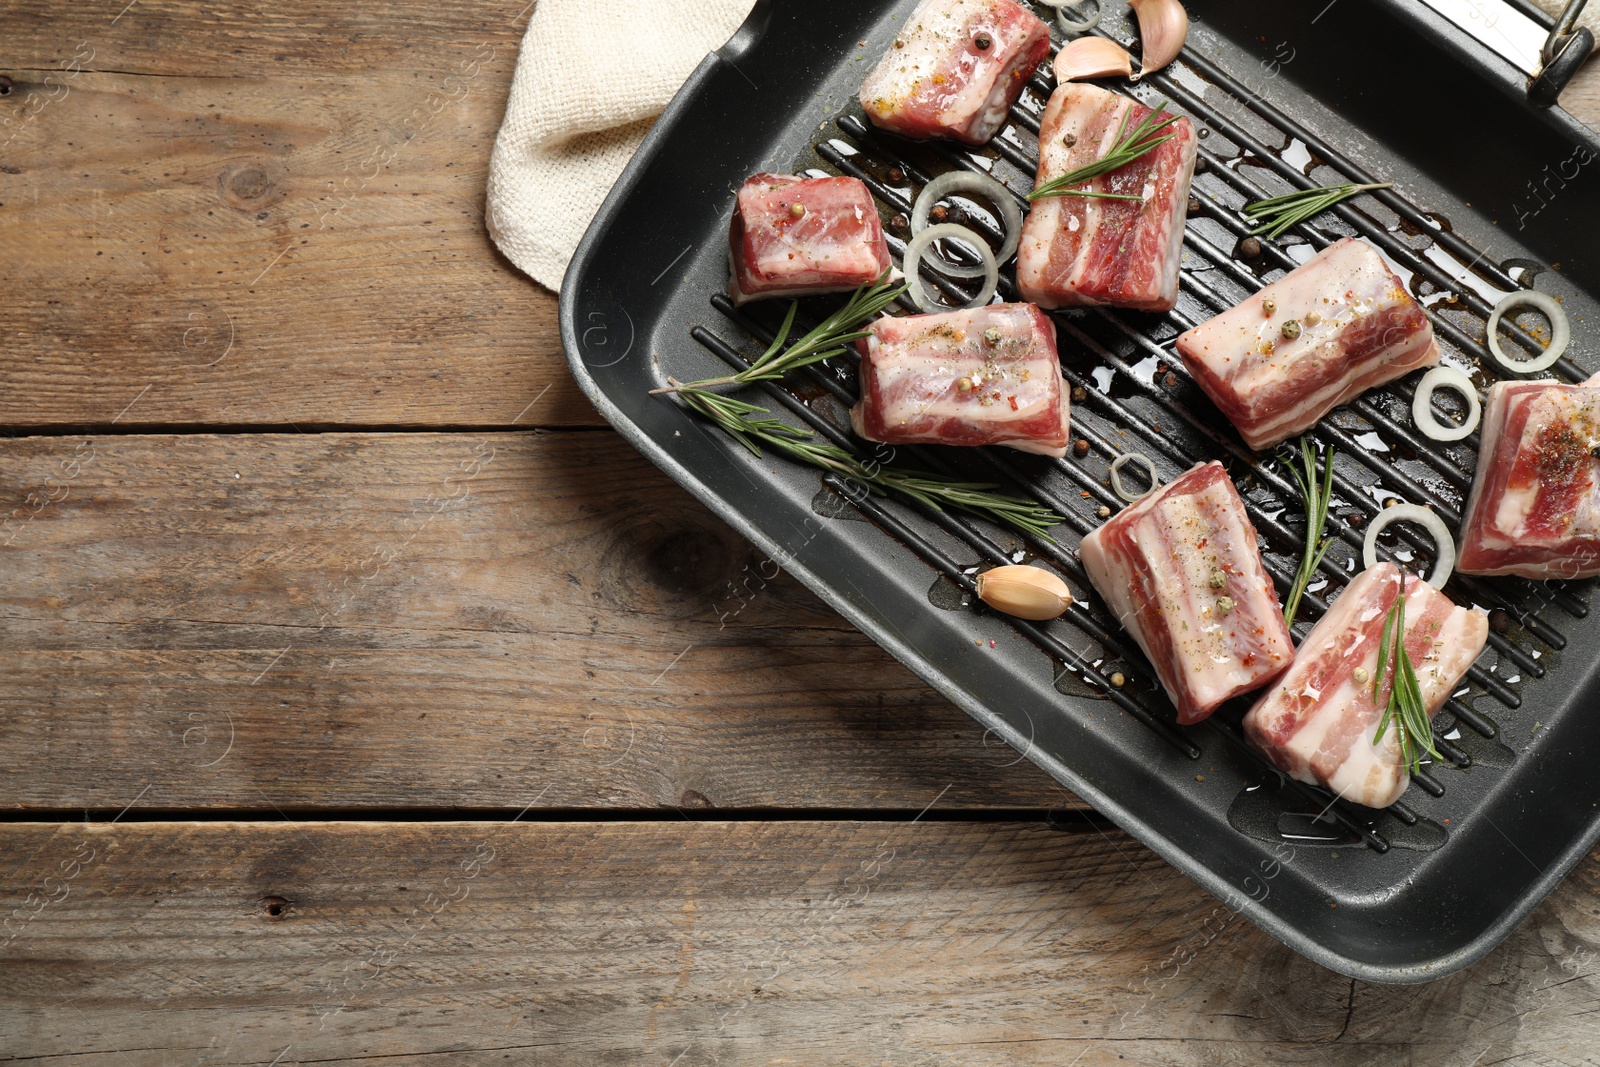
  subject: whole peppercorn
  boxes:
[887,166,906,183]
[1187,196,1202,217]
[974,31,993,50]
[984,326,1003,346]
[1281,320,1303,341]
[1073,439,1091,457]
[889,213,909,233]
[1071,385,1087,403]
[1240,236,1263,259]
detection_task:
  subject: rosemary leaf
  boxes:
[652,274,908,395]
[1283,436,1334,632]
[1242,182,1393,240]
[668,384,1065,541]
[1027,101,1180,203]
[1370,578,1444,775]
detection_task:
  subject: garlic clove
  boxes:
[1128,0,1189,79]
[974,565,1075,621]
[1052,36,1134,83]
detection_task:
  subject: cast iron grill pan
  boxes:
[560,0,1600,980]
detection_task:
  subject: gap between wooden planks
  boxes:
[2,820,1599,1065]
[0,430,1084,813]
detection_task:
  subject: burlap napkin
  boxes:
[485,0,755,292]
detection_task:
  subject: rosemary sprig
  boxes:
[1242,182,1394,240]
[1283,437,1334,631]
[1371,578,1443,777]
[1027,101,1180,203]
[668,383,1065,540]
[651,275,907,395]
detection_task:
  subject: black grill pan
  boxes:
[559,0,1600,981]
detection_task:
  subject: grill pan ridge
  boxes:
[560,0,1600,981]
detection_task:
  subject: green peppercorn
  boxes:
[1281,320,1302,340]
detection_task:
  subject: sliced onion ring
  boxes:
[911,171,1022,279]
[1411,366,1482,442]
[1039,0,1103,34]
[1486,289,1569,375]
[902,222,998,313]
[1362,504,1456,589]
[1110,453,1160,503]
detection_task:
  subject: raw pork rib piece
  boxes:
[728,173,891,306]
[851,303,1070,457]
[1015,84,1198,312]
[1078,461,1293,724]
[1175,237,1440,451]
[1458,372,1600,579]
[1243,564,1487,809]
[859,0,1050,146]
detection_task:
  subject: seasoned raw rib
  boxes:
[1175,237,1440,451]
[1078,462,1293,724]
[1015,84,1197,312]
[851,303,1070,457]
[1458,372,1600,579]
[859,0,1050,146]
[1243,564,1487,809]
[728,174,891,306]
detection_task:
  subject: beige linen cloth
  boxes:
[486,0,1594,292]
[486,0,755,292]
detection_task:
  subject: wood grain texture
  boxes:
[2,820,1598,1065]
[0,431,1073,812]
[0,0,601,430]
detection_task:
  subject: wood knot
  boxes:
[218,159,286,212]
[679,789,713,809]
[0,75,12,96]
[259,895,291,921]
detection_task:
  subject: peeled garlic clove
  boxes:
[1053,36,1134,83]
[1128,0,1189,79]
[974,565,1075,621]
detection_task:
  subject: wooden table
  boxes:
[3,4,1599,1062]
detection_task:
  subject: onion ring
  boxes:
[1109,453,1160,503]
[901,222,998,313]
[1411,366,1482,442]
[1362,504,1456,589]
[1039,0,1103,34]
[1486,289,1569,375]
[911,171,1022,278]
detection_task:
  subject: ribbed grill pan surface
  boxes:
[560,0,1600,981]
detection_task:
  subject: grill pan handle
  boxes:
[1530,0,1594,105]
[1420,0,1594,106]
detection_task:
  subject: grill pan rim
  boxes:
[558,0,1600,983]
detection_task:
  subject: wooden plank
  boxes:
[0,431,1072,812]
[0,1,600,430]
[2,820,1597,1064]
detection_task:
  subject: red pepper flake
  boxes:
[1008,395,1019,411]
[989,639,996,649]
